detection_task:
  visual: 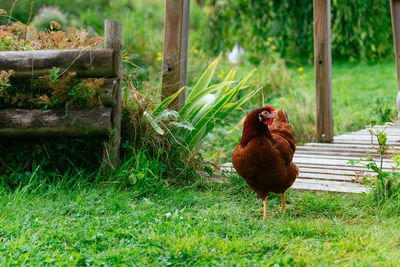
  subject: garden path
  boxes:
[292,122,400,193]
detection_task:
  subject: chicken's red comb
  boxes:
[265,105,276,112]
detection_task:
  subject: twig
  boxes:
[206,4,219,67]
[7,0,18,25]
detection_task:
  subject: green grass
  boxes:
[1,178,400,265]
[292,59,398,135]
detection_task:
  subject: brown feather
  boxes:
[232,107,299,200]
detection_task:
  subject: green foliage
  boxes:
[365,126,400,202]
[0,137,105,188]
[1,181,400,265]
[0,0,110,25]
[179,59,259,150]
[31,6,67,31]
[0,21,105,109]
[148,57,259,152]
[349,125,400,209]
[199,0,393,61]
[0,69,104,109]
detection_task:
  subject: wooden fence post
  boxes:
[161,0,190,110]
[104,20,122,169]
[314,0,333,142]
[390,0,400,120]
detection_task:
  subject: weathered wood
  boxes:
[298,167,372,176]
[0,49,118,78]
[391,0,400,120]
[299,172,356,182]
[161,0,190,110]
[314,0,333,142]
[0,108,112,137]
[100,78,118,107]
[292,179,369,194]
[103,20,122,170]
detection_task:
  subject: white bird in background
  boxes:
[228,42,246,65]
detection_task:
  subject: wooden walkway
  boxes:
[292,123,400,193]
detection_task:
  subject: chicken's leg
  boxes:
[263,197,268,220]
[281,193,286,213]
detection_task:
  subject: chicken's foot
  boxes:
[281,193,286,213]
[263,197,268,221]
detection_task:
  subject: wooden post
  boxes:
[161,0,190,110]
[314,0,333,142]
[390,0,400,120]
[104,20,122,169]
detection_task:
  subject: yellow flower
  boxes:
[297,67,304,72]
[200,49,204,53]
[267,37,274,41]
[271,45,276,50]
[299,74,306,80]
[220,151,227,157]
[194,49,199,53]
[157,56,162,61]
[265,41,270,46]
[157,52,162,56]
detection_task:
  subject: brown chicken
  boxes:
[232,105,299,220]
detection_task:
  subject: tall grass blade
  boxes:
[152,87,185,117]
[184,56,220,103]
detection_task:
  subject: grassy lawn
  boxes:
[292,59,398,135]
[1,177,400,265]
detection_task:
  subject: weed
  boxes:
[349,125,400,213]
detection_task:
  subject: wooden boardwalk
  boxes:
[292,123,400,193]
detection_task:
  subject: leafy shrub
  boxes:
[0,19,107,183]
[32,6,67,31]
[0,20,105,109]
[198,0,393,61]
[0,0,110,25]
[350,125,400,209]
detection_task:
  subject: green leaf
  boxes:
[185,56,220,103]
[143,111,164,135]
[152,86,185,117]
[179,81,234,117]
[186,88,237,149]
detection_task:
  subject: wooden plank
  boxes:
[295,163,382,172]
[293,156,394,169]
[299,143,377,150]
[314,0,333,142]
[298,167,371,176]
[0,108,112,137]
[292,179,370,193]
[100,78,118,107]
[103,20,122,170]
[333,140,400,146]
[299,172,356,182]
[297,145,379,153]
[295,163,392,173]
[296,150,379,158]
[161,0,190,110]
[0,49,117,78]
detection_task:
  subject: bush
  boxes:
[31,6,67,31]
[197,0,393,61]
